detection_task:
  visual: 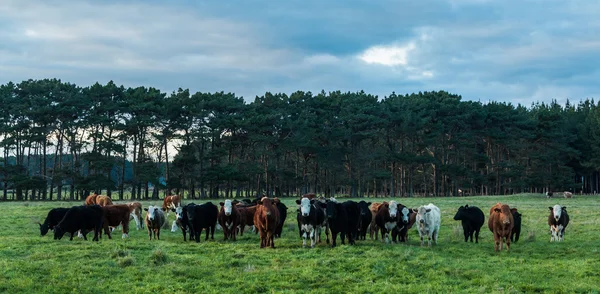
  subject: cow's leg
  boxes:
[69,232,74,241]
[148,228,152,240]
[340,231,346,245]
[506,236,511,251]
[325,224,330,244]
[171,220,178,233]
[268,231,275,248]
[331,232,337,248]
[434,227,439,244]
[494,233,500,252]
[475,228,480,244]
[259,229,266,248]
[157,229,160,240]
[463,228,469,242]
[310,228,316,248]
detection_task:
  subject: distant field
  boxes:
[1,194,599,293]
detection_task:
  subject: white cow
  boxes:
[415,203,441,247]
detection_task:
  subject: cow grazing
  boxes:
[375,201,399,243]
[85,193,98,206]
[563,191,573,199]
[171,203,195,241]
[218,200,241,241]
[101,205,131,239]
[548,205,569,242]
[145,205,167,240]
[163,195,181,215]
[509,208,521,243]
[254,197,280,248]
[357,201,372,240]
[274,200,288,238]
[453,205,485,243]
[392,204,413,243]
[53,205,104,241]
[296,197,328,248]
[39,208,70,236]
[369,202,384,240]
[127,202,143,230]
[415,203,441,247]
[488,203,514,251]
[187,202,218,242]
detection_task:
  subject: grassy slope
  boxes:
[0,194,599,294]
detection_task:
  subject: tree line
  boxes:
[1,78,599,201]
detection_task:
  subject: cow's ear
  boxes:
[548,207,553,211]
[220,202,225,207]
[494,208,501,213]
[510,208,518,213]
[171,208,176,212]
[425,209,431,213]
[384,203,389,208]
[562,206,567,210]
[144,208,148,211]
[366,202,371,206]
[295,200,301,205]
[465,204,469,208]
[273,198,280,204]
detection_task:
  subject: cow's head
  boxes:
[388,200,398,218]
[416,206,432,226]
[145,205,158,221]
[494,204,512,225]
[549,205,562,222]
[326,200,338,219]
[357,201,372,216]
[399,204,409,224]
[258,197,274,215]
[220,200,233,216]
[38,222,50,236]
[296,197,311,217]
[453,205,469,221]
[171,205,184,221]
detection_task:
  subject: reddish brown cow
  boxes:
[488,203,514,252]
[218,200,241,241]
[369,202,385,240]
[100,204,131,239]
[96,195,113,206]
[237,204,258,235]
[85,193,98,206]
[254,197,280,248]
[163,195,181,212]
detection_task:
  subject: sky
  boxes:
[1,0,599,106]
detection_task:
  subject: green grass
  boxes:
[1,194,600,293]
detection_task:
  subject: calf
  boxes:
[415,203,441,247]
[101,204,131,239]
[357,201,372,240]
[453,205,484,243]
[274,200,288,238]
[375,201,399,243]
[218,200,241,241]
[254,197,280,248]
[510,208,522,243]
[39,208,70,236]
[171,203,195,241]
[127,202,143,230]
[187,202,218,242]
[96,195,113,206]
[488,203,514,251]
[548,205,569,242]
[369,202,384,240]
[296,197,328,248]
[145,205,167,240]
[53,205,103,241]
[392,204,413,243]
[85,193,98,206]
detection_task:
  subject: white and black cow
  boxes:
[391,203,412,242]
[375,200,399,243]
[296,197,328,248]
[548,205,569,242]
[171,203,195,241]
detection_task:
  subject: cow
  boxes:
[302,193,317,200]
[415,203,441,247]
[127,202,143,230]
[171,203,195,241]
[325,200,358,247]
[39,208,70,236]
[53,205,104,241]
[369,202,384,240]
[296,197,328,248]
[563,191,573,199]
[510,208,522,243]
[145,205,167,240]
[236,204,258,236]
[546,191,553,198]
[488,203,514,251]
[218,200,241,241]
[187,202,218,243]
[548,205,569,242]
[85,193,98,206]
[375,201,399,243]
[392,203,413,243]
[162,195,181,216]
[100,205,131,239]
[274,200,287,238]
[357,201,372,240]
[254,197,280,248]
[452,205,485,243]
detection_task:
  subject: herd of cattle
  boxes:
[37,193,571,251]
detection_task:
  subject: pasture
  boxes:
[1,194,599,293]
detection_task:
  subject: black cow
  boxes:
[171,202,196,241]
[53,205,104,241]
[511,208,522,242]
[274,201,288,238]
[187,202,218,243]
[453,205,485,243]
[39,207,69,236]
[296,197,328,248]
[357,201,372,240]
[326,200,360,247]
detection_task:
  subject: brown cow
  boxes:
[237,204,258,235]
[302,193,317,200]
[127,202,143,230]
[369,202,385,240]
[96,195,113,206]
[488,203,514,252]
[254,197,280,248]
[85,193,98,206]
[563,191,573,198]
[100,205,131,239]
[218,200,241,241]
[163,195,181,214]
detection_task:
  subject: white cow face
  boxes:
[174,206,183,221]
[145,206,157,221]
[299,198,311,217]
[224,200,233,216]
[552,204,562,222]
[400,206,409,223]
[388,201,398,218]
[417,206,432,226]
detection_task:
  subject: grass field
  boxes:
[1,194,599,293]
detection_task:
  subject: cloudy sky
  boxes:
[1,0,599,105]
